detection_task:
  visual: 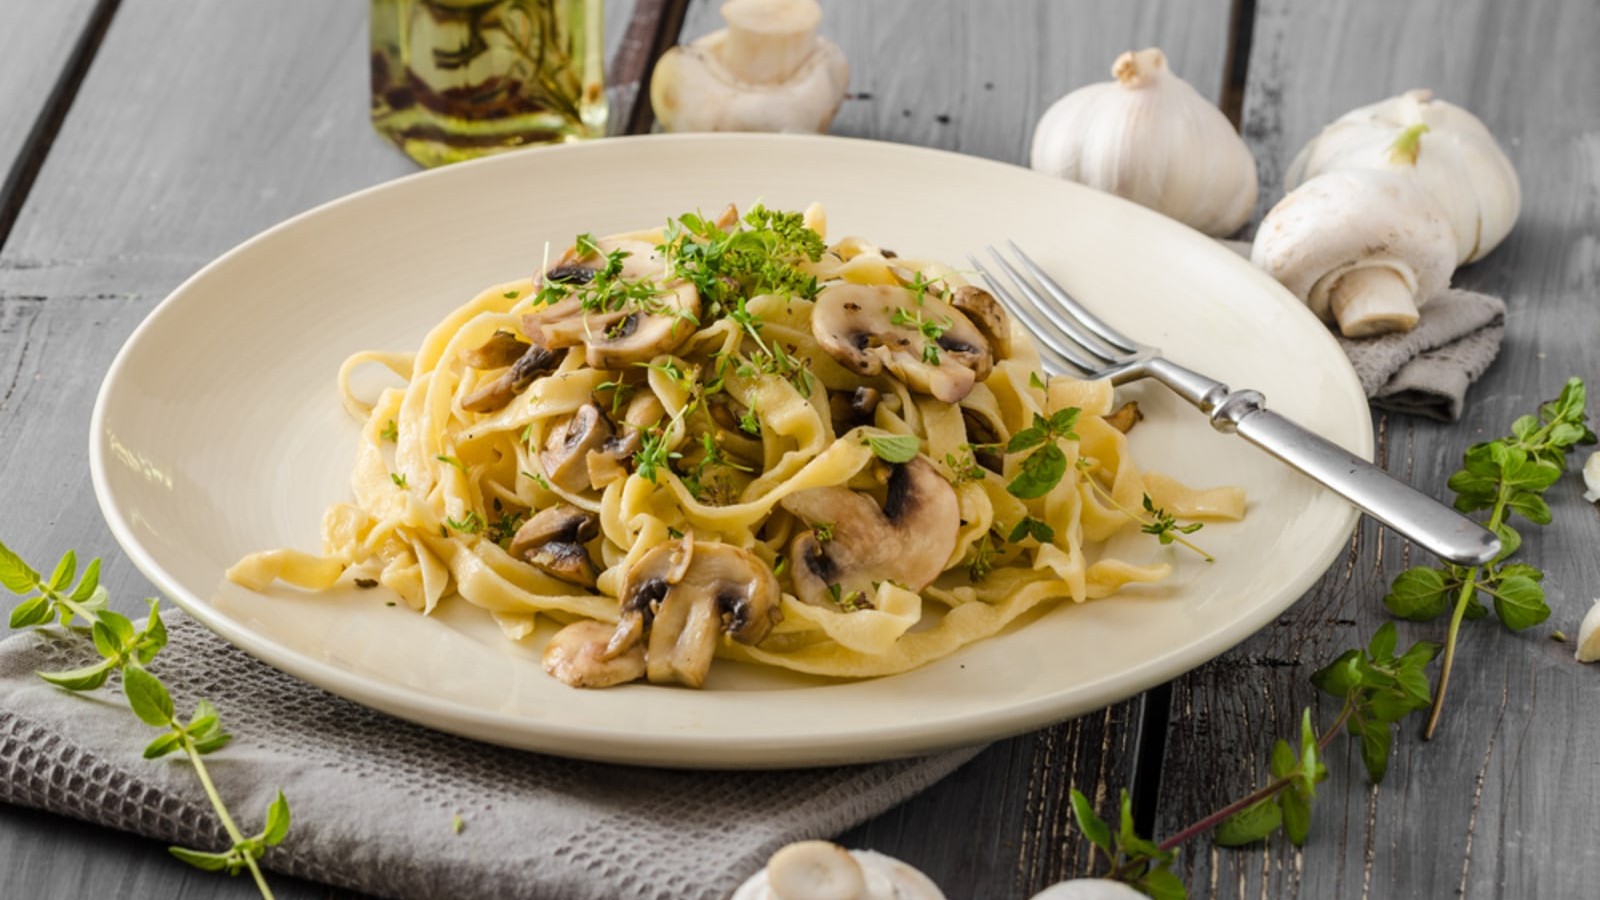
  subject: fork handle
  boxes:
[1204,387,1500,565]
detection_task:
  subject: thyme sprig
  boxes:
[1,542,289,898]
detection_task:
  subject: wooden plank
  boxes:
[1155,0,1600,897]
[0,0,641,897]
[0,0,105,236]
[676,0,1237,163]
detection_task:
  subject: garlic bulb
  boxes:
[1029,48,1258,237]
[1576,598,1600,663]
[732,841,946,900]
[649,0,849,134]
[1287,89,1520,264]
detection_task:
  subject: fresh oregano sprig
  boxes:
[1380,377,1594,736]
[0,541,290,899]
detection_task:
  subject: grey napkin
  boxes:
[0,613,980,900]
[1220,239,1505,422]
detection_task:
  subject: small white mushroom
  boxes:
[1251,169,1456,337]
[732,841,946,900]
[1582,450,1600,503]
[1576,598,1600,664]
[1028,879,1149,900]
[649,0,849,134]
[543,620,647,688]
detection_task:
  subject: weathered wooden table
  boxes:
[3,1,1597,897]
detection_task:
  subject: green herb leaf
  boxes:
[70,557,102,602]
[123,665,175,727]
[262,791,292,846]
[1492,574,1549,630]
[37,658,116,691]
[169,846,233,872]
[0,541,40,594]
[1215,795,1284,846]
[1382,567,1454,621]
[865,433,921,464]
[1137,868,1188,900]
[1006,444,1067,499]
[143,731,184,760]
[48,550,76,592]
[1068,788,1112,852]
[1280,781,1313,846]
[9,595,53,629]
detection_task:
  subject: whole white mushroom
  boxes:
[1029,878,1150,900]
[1287,89,1520,264]
[732,841,946,900]
[649,0,849,134]
[1252,168,1457,337]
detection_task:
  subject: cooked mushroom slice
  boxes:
[780,456,960,608]
[461,344,562,413]
[508,504,601,588]
[1105,401,1143,434]
[522,238,703,368]
[950,285,1012,358]
[460,330,529,369]
[540,402,614,492]
[543,620,646,688]
[829,386,881,433]
[585,427,643,489]
[612,541,782,688]
[811,283,992,403]
[960,406,1005,472]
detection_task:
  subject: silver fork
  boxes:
[971,241,1499,566]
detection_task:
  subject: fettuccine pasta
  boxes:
[229,203,1243,689]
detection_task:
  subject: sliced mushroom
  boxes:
[950,285,1012,358]
[460,330,529,369]
[829,386,881,433]
[610,540,782,688]
[461,343,562,413]
[541,402,614,492]
[508,504,601,588]
[780,457,959,608]
[522,238,702,368]
[543,620,646,688]
[585,427,642,489]
[811,283,992,403]
[960,406,1005,472]
[1105,401,1143,434]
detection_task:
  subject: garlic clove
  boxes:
[1582,450,1600,503]
[1576,598,1600,663]
[649,0,849,134]
[1252,168,1456,337]
[733,841,946,900]
[1029,48,1258,237]
[1029,879,1150,900]
[1286,89,1520,265]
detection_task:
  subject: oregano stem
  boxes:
[182,733,276,900]
[1424,482,1509,739]
[1148,701,1354,855]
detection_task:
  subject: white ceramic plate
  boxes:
[91,134,1369,769]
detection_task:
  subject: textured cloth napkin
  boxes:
[1220,239,1505,421]
[0,613,980,900]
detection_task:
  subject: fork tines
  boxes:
[969,242,1150,378]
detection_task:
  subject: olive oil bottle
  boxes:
[370,0,606,167]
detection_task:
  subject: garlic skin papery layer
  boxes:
[1029,48,1258,237]
[1287,89,1520,265]
[650,0,849,134]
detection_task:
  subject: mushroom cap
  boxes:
[540,402,615,492]
[1286,88,1521,264]
[649,31,849,134]
[1028,879,1149,900]
[781,456,960,607]
[618,541,782,688]
[1251,169,1456,323]
[509,504,601,588]
[732,841,947,900]
[811,283,992,403]
[523,238,703,368]
[543,620,646,688]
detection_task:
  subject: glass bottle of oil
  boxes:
[370,0,607,167]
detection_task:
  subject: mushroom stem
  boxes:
[765,841,867,900]
[719,0,823,84]
[1327,267,1421,337]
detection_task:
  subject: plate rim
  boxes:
[89,132,1370,768]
